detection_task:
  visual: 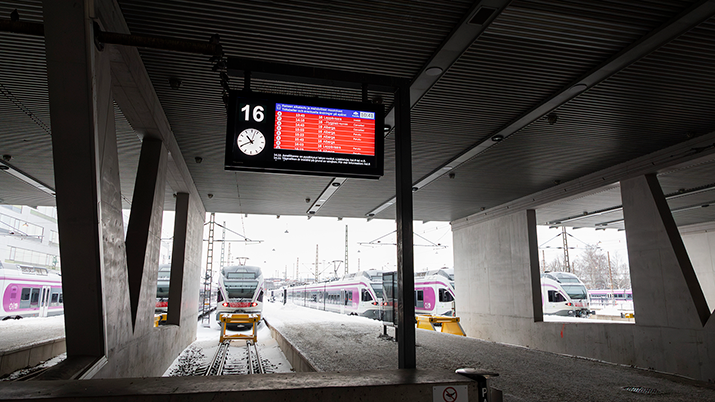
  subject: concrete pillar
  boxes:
[43,0,204,378]
[453,210,540,343]
[167,193,189,325]
[680,223,715,311]
[44,0,114,360]
[621,174,711,328]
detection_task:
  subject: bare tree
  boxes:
[572,244,610,289]
[609,251,632,289]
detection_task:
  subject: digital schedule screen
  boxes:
[225,91,384,179]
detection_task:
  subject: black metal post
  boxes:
[395,83,415,369]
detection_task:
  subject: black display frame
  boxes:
[225,91,384,179]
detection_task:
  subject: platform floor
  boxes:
[0,316,65,377]
[263,302,715,402]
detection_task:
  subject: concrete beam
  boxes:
[93,1,203,205]
[0,369,485,401]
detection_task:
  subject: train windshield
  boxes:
[372,284,383,299]
[156,283,169,298]
[225,281,259,298]
[562,284,588,300]
[227,272,256,279]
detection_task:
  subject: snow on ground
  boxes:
[593,303,635,316]
[264,301,715,402]
[163,310,293,376]
[1,353,67,381]
[544,314,633,324]
[0,315,65,352]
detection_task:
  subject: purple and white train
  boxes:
[540,271,591,317]
[1,262,63,319]
[414,268,456,317]
[286,270,381,319]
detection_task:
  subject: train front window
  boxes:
[361,289,373,302]
[548,290,567,303]
[226,272,256,279]
[225,281,258,298]
[439,288,454,302]
[562,284,588,300]
[372,285,383,299]
[156,284,170,298]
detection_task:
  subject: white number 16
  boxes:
[241,104,265,122]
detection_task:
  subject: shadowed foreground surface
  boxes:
[263,302,715,402]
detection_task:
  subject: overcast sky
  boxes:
[159,212,629,280]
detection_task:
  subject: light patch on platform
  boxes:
[433,385,468,402]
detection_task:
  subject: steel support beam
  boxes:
[395,85,416,369]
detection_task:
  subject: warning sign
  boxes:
[433,385,468,402]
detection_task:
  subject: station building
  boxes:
[1,0,715,399]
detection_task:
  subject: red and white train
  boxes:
[286,270,382,319]
[1,262,63,319]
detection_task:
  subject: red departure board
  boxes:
[226,92,384,179]
[274,108,376,156]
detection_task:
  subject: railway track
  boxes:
[203,339,266,376]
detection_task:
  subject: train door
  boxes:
[29,287,41,313]
[38,286,51,317]
[340,290,345,314]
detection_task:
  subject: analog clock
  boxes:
[237,128,266,156]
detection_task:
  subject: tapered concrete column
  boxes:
[125,138,168,330]
[621,174,711,328]
[167,193,189,325]
[44,0,116,360]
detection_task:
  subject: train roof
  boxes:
[0,262,60,277]
[222,265,262,275]
[541,271,582,284]
[415,267,454,280]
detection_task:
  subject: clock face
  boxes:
[237,128,266,156]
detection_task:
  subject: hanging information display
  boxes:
[225,91,384,179]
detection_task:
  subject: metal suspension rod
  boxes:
[0,19,221,56]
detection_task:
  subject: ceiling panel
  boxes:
[1,0,715,231]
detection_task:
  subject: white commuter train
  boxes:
[286,271,381,319]
[540,271,591,317]
[215,265,264,321]
[1,262,63,319]
[414,268,456,316]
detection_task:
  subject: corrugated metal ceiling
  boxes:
[1,0,715,230]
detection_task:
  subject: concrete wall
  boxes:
[681,222,715,311]
[453,190,715,381]
[43,0,205,378]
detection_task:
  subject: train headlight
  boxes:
[251,302,258,307]
[222,302,229,307]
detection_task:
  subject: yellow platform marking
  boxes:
[416,315,466,336]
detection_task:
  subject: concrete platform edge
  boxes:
[263,317,318,372]
[0,338,66,377]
